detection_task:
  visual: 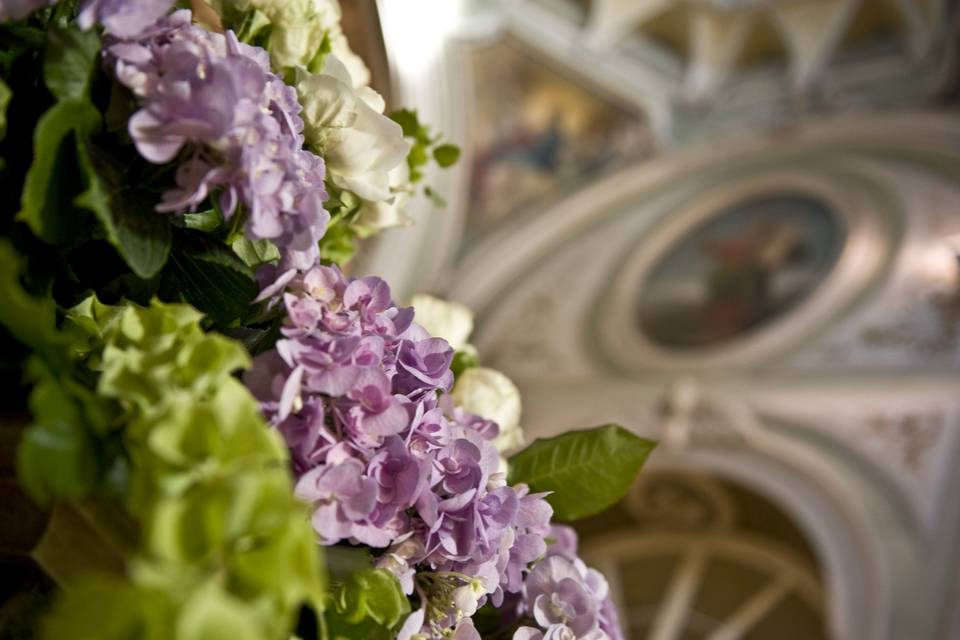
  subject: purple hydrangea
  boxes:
[103,10,329,270]
[245,266,562,637]
[512,526,625,640]
[78,0,174,37]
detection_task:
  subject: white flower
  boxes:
[452,584,480,618]
[216,0,370,82]
[297,55,409,202]
[452,367,524,454]
[409,294,474,351]
[354,161,414,231]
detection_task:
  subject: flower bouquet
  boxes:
[0,2,655,639]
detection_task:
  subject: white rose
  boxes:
[451,367,524,454]
[409,294,474,351]
[328,28,371,89]
[214,0,371,83]
[354,161,413,231]
[297,56,409,202]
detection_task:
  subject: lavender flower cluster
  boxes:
[245,266,567,637]
[513,525,623,640]
[103,10,329,270]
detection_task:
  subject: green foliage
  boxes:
[81,300,251,411]
[165,230,258,324]
[432,143,460,168]
[318,218,359,266]
[43,25,101,101]
[41,576,172,640]
[231,236,281,268]
[76,140,173,278]
[17,99,101,245]
[27,297,326,640]
[183,208,223,233]
[0,239,66,362]
[0,78,10,141]
[450,349,479,379]
[326,569,410,640]
[507,424,656,521]
[389,108,460,185]
[16,372,100,505]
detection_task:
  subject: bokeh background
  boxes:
[343,1,960,639]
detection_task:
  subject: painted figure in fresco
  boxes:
[700,219,805,341]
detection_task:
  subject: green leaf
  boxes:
[43,26,101,101]
[17,376,100,505]
[424,185,446,208]
[318,222,358,267]
[432,143,460,168]
[388,109,420,139]
[450,349,478,379]
[231,236,280,268]
[176,582,260,640]
[75,140,172,278]
[325,546,373,582]
[17,99,101,244]
[507,424,656,521]
[183,209,223,233]
[326,568,409,639]
[42,576,172,640]
[0,239,66,361]
[0,78,10,141]
[166,229,257,324]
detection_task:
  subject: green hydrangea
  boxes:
[14,295,325,640]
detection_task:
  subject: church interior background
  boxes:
[342,1,960,638]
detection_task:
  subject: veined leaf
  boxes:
[507,424,656,521]
[76,140,172,278]
[166,229,257,324]
[43,26,101,101]
[231,236,280,268]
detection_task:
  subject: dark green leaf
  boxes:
[43,26,101,101]
[507,424,656,521]
[166,229,257,324]
[0,239,66,362]
[75,139,172,278]
[432,143,460,168]
[17,99,101,244]
[0,78,10,141]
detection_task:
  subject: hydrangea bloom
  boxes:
[78,0,174,37]
[513,526,624,640]
[245,266,557,637]
[104,11,329,270]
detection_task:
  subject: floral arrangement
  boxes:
[0,2,655,639]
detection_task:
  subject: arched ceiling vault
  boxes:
[584,0,945,99]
